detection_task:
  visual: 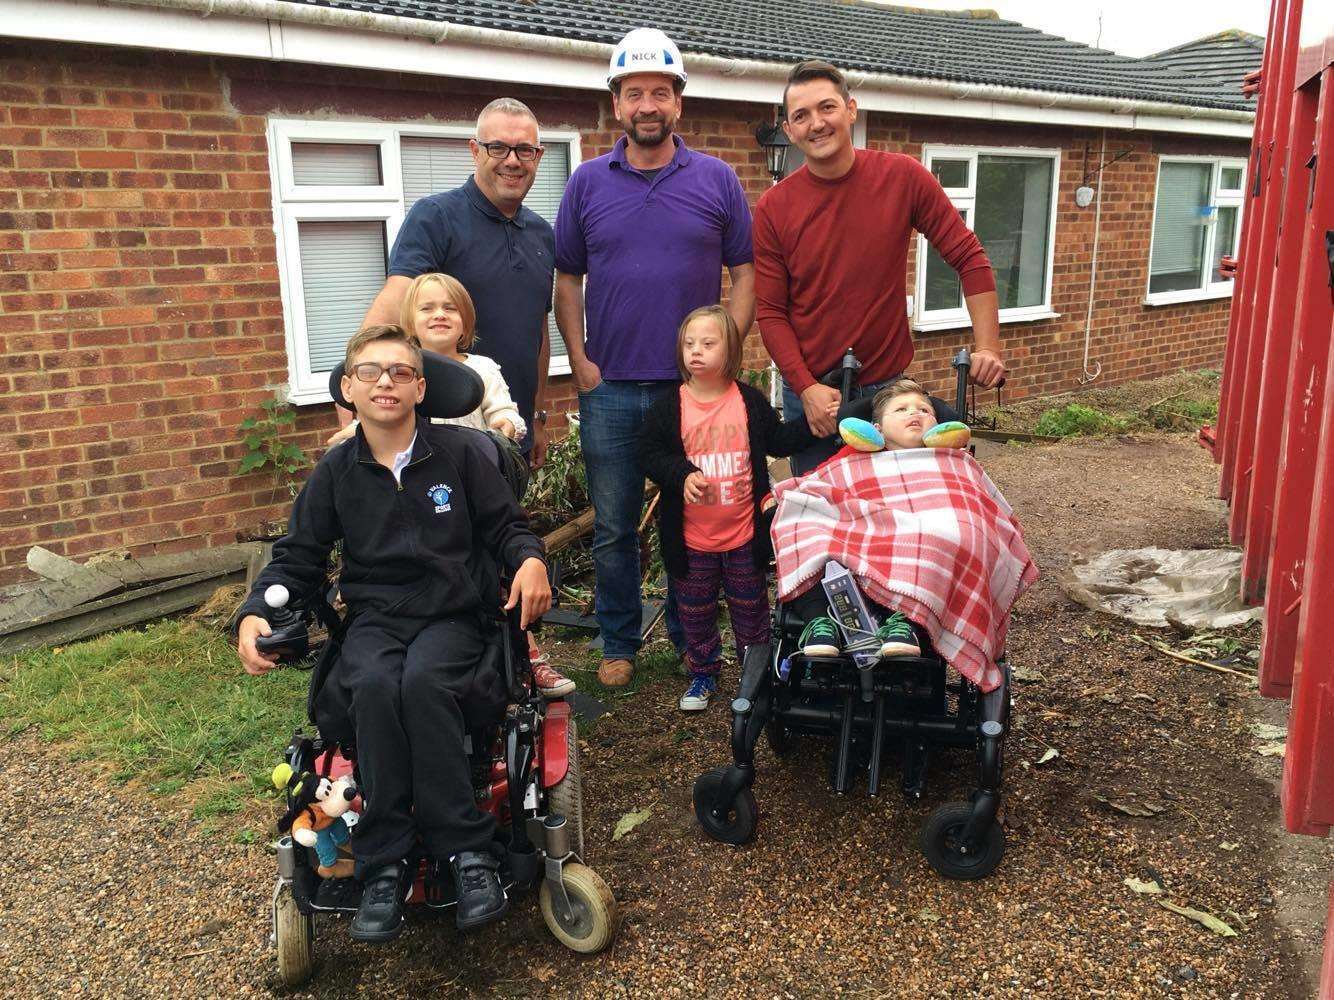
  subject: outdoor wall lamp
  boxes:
[754,122,791,181]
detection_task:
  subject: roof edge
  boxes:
[44,0,1255,128]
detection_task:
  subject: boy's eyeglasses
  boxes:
[475,140,544,162]
[350,363,419,384]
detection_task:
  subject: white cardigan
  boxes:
[433,353,526,440]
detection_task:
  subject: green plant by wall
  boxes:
[1033,403,1128,438]
[236,397,309,495]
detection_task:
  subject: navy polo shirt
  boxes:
[388,176,555,437]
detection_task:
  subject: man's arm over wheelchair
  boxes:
[236,460,342,676]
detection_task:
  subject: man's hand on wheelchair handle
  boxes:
[505,556,552,630]
[237,615,280,676]
[969,349,1006,389]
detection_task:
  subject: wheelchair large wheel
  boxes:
[540,863,618,954]
[692,767,758,845]
[920,801,1005,880]
[273,882,315,987]
[546,715,585,859]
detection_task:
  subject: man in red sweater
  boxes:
[754,60,1006,472]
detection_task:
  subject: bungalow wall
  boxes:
[0,40,1249,584]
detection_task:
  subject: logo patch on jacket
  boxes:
[427,483,453,513]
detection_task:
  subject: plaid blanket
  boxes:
[772,448,1037,692]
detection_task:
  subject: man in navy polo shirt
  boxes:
[355,98,556,468]
[353,97,575,700]
[554,28,755,690]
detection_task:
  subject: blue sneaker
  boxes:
[679,674,717,711]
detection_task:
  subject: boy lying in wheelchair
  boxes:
[236,324,551,942]
[695,366,1037,879]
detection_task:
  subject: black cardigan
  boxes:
[639,381,817,579]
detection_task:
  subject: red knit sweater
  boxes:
[754,150,996,395]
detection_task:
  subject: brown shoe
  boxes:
[597,657,635,686]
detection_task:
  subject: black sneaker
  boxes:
[350,861,407,943]
[451,851,509,931]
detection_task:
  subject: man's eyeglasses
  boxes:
[475,140,544,162]
[350,362,419,384]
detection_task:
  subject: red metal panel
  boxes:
[1296,3,1334,88]
[1259,78,1329,696]
[1224,0,1305,538]
[1217,0,1292,479]
[1239,76,1320,603]
[1281,64,1334,837]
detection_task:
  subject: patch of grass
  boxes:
[1,620,307,817]
[563,637,682,707]
[1033,403,1128,438]
[1145,395,1219,431]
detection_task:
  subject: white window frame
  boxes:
[913,144,1061,333]
[267,118,582,404]
[1144,154,1247,307]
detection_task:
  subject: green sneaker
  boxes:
[799,616,842,657]
[876,612,921,657]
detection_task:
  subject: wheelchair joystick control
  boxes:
[254,584,310,661]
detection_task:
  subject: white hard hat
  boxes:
[607,28,688,89]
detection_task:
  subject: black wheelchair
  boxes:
[262,354,616,986]
[693,349,1013,880]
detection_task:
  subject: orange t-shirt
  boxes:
[680,382,754,553]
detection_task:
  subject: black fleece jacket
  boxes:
[639,381,817,579]
[238,421,545,626]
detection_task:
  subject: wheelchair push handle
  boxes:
[952,348,1006,419]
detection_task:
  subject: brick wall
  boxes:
[0,39,1248,585]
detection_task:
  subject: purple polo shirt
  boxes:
[554,135,753,381]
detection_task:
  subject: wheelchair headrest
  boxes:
[835,392,960,426]
[328,350,485,420]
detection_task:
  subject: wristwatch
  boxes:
[534,409,549,424]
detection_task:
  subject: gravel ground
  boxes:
[2,432,1330,998]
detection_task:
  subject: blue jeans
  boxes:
[579,379,685,660]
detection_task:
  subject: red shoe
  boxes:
[530,650,575,699]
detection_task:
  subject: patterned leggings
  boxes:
[672,544,771,678]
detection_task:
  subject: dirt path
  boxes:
[2,433,1329,998]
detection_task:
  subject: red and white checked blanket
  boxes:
[772,448,1038,692]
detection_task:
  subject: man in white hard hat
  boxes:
[555,28,755,700]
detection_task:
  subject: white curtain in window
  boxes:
[291,143,382,186]
[297,220,388,372]
[1150,162,1211,294]
[399,137,568,361]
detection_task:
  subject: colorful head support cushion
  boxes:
[922,420,971,449]
[839,417,971,452]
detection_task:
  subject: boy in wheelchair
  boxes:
[236,324,551,942]
[694,370,1035,877]
[773,377,1035,692]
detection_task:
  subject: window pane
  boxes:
[1149,162,1211,294]
[400,136,570,362]
[975,155,1053,310]
[1212,205,1238,283]
[932,158,970,189]
[1219,166,1243,190]
[297,220,387,372]
[923,207,967,312]
[291,143,382,186]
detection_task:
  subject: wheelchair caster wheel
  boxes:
[273,882,315,986]
[920,801,1005,881]
[692,767,758,845]
[540,863,618,954]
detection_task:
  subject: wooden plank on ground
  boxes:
[0,544,258,627]
[0,568,247,655]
